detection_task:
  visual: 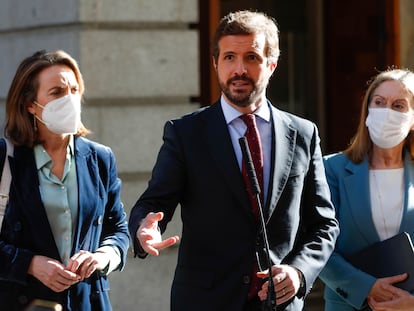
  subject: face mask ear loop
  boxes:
[32,101,44,131]
[33,100,44,109]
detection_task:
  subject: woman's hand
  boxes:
[367,274,408,303]
[28,255,80,292]
[368,282,414,310]
[66,250,109,281]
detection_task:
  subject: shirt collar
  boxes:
[34,135,75,170]
[220,95,271,124]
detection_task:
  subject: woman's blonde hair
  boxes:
[344,68,414,163]
[5,50,90,147]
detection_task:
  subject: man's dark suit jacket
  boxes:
[129,101,339,311]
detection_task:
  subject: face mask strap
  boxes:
[33,114,47,127]
[32,101,46,131]
[33,100,44,110]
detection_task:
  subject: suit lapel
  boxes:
[343,159,379,242]
[399,154,414,233]
[266,107,296,219]
[12,146,60,256]
[202,102,254,220]
[73,137,99,248]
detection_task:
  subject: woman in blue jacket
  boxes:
[0,50,130,310]
[320,69,414,310]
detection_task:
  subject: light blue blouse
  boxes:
[34,136,78,265]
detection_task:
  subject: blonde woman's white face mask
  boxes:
[366,108,413,148]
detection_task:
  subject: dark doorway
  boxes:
[324,0,400,153]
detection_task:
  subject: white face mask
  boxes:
[365,108,413,148]
[34,93,81,135]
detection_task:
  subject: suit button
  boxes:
[243,275,251,284]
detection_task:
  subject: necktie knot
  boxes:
[240,114,262,154]
[240,114,257,130]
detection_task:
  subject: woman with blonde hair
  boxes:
[320,68,414,311]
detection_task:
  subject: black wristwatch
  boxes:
[293,267,306,297]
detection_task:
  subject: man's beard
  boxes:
[219,75,266,108]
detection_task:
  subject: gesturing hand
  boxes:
[137,212,179,256]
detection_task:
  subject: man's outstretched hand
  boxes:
[137,212,179,256]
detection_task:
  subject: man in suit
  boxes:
[129,10,339,311]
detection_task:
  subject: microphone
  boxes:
[239,137,277,311]
[239,137,261,196]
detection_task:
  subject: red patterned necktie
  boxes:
[240,114,264,222]
[240,113,264,300]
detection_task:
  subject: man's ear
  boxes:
[212,56,218,71]
[269,61,278,75]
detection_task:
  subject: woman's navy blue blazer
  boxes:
[0,136,130,311]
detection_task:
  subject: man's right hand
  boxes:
[137,212,179,256]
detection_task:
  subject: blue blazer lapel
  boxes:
[11,146,60,258]
[73,138,100,248]
[399,153,414,233]
[202,102,254,220]
[343,159,379,243]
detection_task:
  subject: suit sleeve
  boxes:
[129,120,184,256]
[98,146,130,272]
[282,123,339,297]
